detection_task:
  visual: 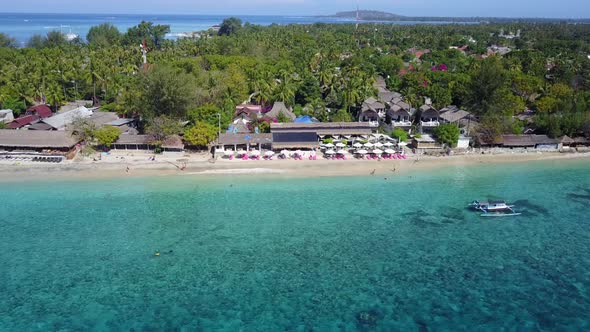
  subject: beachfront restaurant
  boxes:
[412,134,443,149]
[270,122,374,138]
[111,135,156,151]
[0,129,80,162]
[271,132,319,150]
[215,133,273,152]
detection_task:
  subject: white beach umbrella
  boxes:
[398,142,408,147]
[215,148,225,153]
[224,150,234,156]
[336,150,347,154]
[280,150,289,155]
[373,149,384,154]
[335,142,346,148]
[295,150,303,155]
[374,142,384,148]
[325,149,336,155]
[364,143,374,148]
[324,143,335,148]
[384,149,396,154]
[353,143,363,148]
[250,150,261,156]
[236,150,247,155]
[264,151,275,156]
[356,149,369,155]
[383,142,394,147]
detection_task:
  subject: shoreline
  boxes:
[1,150,589,183]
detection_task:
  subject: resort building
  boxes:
[216,133,273,151]
[359,97,385,124]
[234,104,264,122]
[387,102,414,127]
[0,129,80,152]
[476,134,562,150]
[111,135,155,151]
[418,104,440,128]
[412,134,443,149]
[31,106,93,131]
[8,104,53,129]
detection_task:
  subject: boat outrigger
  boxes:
[469,200,522,217]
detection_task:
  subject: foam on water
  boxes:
[0,159,589,330]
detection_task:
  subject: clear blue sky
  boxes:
[2,0,588,18]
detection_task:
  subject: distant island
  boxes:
[325,9,590,23]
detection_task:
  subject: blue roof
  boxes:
[294,115,314,124]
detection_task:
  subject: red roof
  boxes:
[26,105,53,118]
[8,115,40,129]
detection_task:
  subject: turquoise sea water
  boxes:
[1,159,590,331]
[0,13,475,45]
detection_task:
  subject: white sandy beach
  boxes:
[0,149,589,182]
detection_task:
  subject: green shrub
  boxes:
[391,128,408,142]
[433,124,460,147]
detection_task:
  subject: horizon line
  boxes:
[0,11,589,20]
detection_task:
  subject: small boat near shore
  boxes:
[469,200,522,217]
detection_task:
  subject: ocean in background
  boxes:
[0,13,475,45]
[1,159,590,330]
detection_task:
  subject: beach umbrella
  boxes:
[324,143,335,148]
[373,149,384,154]
[336,142,346,148]
[295,150,303,155]
[398,142,408,147]
[353,143,363,148]
[264,151,275,156]
[250,150,261,156]
[325,149,336,155]
[364,143,374,148]
[236,150,247,155]
[224,150,234,156]
[280,150,289,155]
[374,142,384,148]
[336,150,347,154]
[356,149,369,155]
[383,142,394,147]
[384,149,396,154]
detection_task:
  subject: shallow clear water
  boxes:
[0,13,477,45]
[1,159,590,331]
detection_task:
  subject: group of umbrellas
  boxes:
[322,141,405,156]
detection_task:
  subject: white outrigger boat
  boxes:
[469,200,522,217]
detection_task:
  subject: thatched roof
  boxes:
[264,102,296,121]
[439,109,471,123]
[558,135,575,144]
[502,135,558,147]
[162,135,184,149]
[87,112,120,127]
[0,129,80,149]
[502,135,535,147]
[115,134,153,145]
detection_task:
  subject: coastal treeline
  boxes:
[0,20,589,139]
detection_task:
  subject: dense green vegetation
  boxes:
[0,21,589,139]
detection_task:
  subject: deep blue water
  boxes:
[0,12,474,45]
[1,159,590,330]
